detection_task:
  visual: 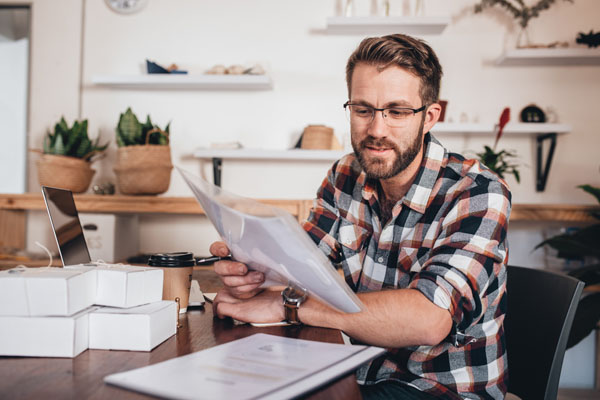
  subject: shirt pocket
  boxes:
[338,218,371,272]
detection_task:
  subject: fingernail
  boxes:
[238,266,246,274]
[251,272,263,283]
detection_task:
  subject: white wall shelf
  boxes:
[324,16,449,35]
[194,122,570,189]
[496,48,600,66]
[91,74,273,90]
[193,148,347,161]
[432,122,571,135]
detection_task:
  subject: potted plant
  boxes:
[36,117,108,193]
[476,107,521,183]
[535,184,600,348]
[113,108,173,195]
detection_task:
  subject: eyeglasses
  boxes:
[343,101,427,128]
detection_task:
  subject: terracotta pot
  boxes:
[36,154,95,193]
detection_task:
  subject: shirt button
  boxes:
[378,257,384,263]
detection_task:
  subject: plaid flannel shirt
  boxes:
[303,133,511,399]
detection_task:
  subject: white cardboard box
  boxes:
[0,307,93,357]
[79,213,139,263]
[68,264,163,308]
[89,301,177,351]
[0,268,96,316]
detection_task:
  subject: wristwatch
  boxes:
[281,286,308,325]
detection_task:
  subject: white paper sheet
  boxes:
[104,333,385,400]
[177,167,363,313]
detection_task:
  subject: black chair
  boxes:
[505,265,584,400]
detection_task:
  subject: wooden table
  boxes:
[0,270,362,400]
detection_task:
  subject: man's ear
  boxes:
[423,103,441,133]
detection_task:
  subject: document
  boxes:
[177,167,363,313]
[104,333,385,400]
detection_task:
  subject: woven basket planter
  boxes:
[300,125,343,150]
[114,145,173,195]
[36,154,95,193]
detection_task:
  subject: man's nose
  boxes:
[367,110,388,138]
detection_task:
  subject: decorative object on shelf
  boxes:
[383,0,390,16]
[535,184,600,349]
[520,103,546,123]
[474,0,574,48]
[475,107,521,183]
[36,117,108,193]
[92,182,115,195]
[104,0,148,14]
[205,64,265,75]
[146,59,187,74]
[344,0,356,17]
[113,108,173,195]
[300,125,343,150]
[576,30,600,48]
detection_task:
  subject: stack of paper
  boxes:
[0,266,176,358]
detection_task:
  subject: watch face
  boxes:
[105,0,148,14]
[283,286,307,303]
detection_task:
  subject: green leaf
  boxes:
[54,134,65,155]
[75,137,91,158]
[578,185,600,205]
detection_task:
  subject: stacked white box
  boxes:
[0,268,96,316]
[0,266,173,358]
[89,301,177,351]
[67,264,163,308]
[0,307,93,357]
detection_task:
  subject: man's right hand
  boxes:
[209,241,265,299]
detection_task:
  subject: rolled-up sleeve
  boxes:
[408,179,511,338]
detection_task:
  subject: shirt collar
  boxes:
[359,132,447,214]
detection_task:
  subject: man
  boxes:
[210,34,511,400]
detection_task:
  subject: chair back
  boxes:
[505,265,584,400]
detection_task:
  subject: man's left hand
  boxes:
[213,287,285,324]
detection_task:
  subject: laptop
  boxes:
[41,186,95,267]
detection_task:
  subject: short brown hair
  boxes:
[346,34,443,106]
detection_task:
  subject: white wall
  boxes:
[10,0,600,258]
[0,38,28,193]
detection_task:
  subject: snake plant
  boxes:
[116,108,170,147]
[42,117,108,161]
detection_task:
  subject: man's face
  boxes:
[349,64,427,180]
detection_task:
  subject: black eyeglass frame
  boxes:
[343,101,428,120]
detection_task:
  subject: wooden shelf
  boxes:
[90,74,273,90]
[0,194,305,219]
[1,194,598,223]
[496,48,600,66]
[325,16,449,35]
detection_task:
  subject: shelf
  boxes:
[431,122,571,135]
[324,16,449,35]
[90,74,273,90]
[193,148,347,161]
[1,194,598,223]
[496,48,600,66]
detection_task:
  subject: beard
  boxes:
[352,116,425,180]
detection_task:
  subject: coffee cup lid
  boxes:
[148,252,196,267]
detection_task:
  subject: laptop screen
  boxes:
[41,186,91,266]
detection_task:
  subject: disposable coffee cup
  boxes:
[148,252,195,313]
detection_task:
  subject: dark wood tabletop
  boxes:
[0,269,362,400]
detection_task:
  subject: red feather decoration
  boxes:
[494,107,510,150]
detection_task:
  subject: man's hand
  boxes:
[209,241,265,299]
[213,288,285,323]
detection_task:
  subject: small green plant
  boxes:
[116,108,170,147]
[477,147,520,183]
[535,184,600,348]
[474,0,573,29]
[476,107,521,183]
[42,117,108,161]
